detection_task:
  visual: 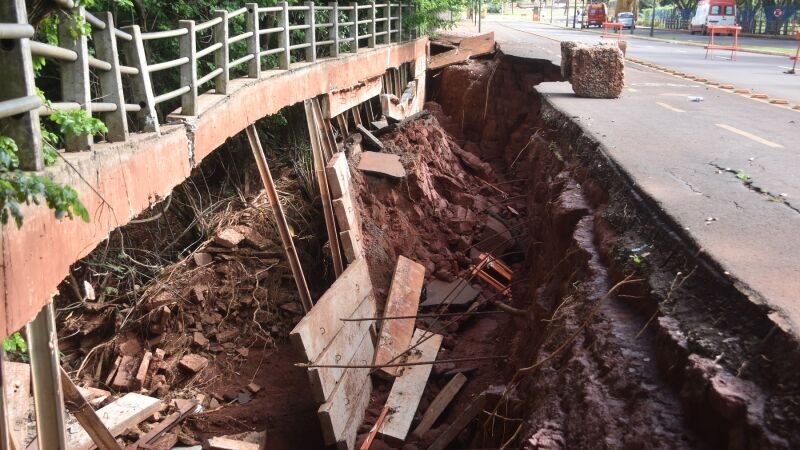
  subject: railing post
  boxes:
[120,25,159,133]
[369,2,377,48]
[397,1,403,42]
[245,3,261,78]
[58,6,92,151]
[305,2,316,62]
[179,20,197,115]
[351,2,359,53]
[27,302,67,449]
[385,3,391,44]
[213,10,230,95]
[278,1,291,69]
[330,2,340,57]
[93,12,128,142]
[0,0,43,171]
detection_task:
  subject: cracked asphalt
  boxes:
[482,22,800,335]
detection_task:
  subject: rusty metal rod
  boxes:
[297,355,508,369]
[341,310,506,321]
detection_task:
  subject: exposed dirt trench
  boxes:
[40,51,800,450]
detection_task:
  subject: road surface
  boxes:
[484,19,800,105]
[475,21,800,335]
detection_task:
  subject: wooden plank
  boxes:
[27,302,67,449]
[373,256,425,378]
[304,99,345,277]
[246,124,313,312]
[290,257,373,363]
[377,328,443,444]
[206,436,260,450]
[332,194,357,232]
[427,393,487,450]
[411,372,467,437]
[67,393,161,450]
[318,332,375,447]
[321,77,383,119]
[59,366,122,450]
[355,124,383,150]
[429,32,496,70]
[308,293,377,403]
[325,152,351,200]
[2,361,30,446]
[339,230,363,263]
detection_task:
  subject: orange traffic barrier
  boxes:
[601,22,624,40]
[704,25,741,60]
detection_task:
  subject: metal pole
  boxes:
[573,0,577,27]
[550,0,554,23]
[566,0,570,27]
[649,0,656,36]
[630,0,637,33]
[478,0,482,32]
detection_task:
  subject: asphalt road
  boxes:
[485,19,800,105]
[477,22,800,335]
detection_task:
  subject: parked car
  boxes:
[617,11,635,29]
[689,0,736,35]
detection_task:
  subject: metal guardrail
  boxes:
[0,0,418,172]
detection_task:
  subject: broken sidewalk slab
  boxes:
[429,32,496,70]
[373,256,425,379]
[67,393,161,450]
[377,328,444,445]
[357,152,406,179]
[420,278,480,308]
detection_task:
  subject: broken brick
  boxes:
[214,228,245,248]
[193,331,209,347]
[215,329,237,343]
[247,383,262,394]
[193,252,213,267]
[178,354,209,374]
[132,351,153,391]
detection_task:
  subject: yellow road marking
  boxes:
[715,124,784,149]
[656,102,686,113]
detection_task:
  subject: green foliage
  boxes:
[629,254,643,265]
[736,169,750,181]
[2,332,28,358]
[50,109,108,139]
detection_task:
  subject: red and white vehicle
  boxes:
[582,3,608,28]
[689,0,737,35]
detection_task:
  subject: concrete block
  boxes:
[569,43,624,99]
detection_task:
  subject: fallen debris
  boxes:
[373,256,425,378]
[67,393,161,450]
[427,392,487,450]
[356,124,384,151]
[420,278,480,307]
[429,32,496,70]
[178,354,208,374]
[359,404,390,450]
[561,41,625,99]
[60,366,122,450]
[205,436,261,450]
[213,228,245,248]
[377,328,444,444]
[413,372,468,437]
[357,151,406,179]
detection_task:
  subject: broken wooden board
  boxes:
[412,372,467,437]
[325,152,351,199]
[321,77,383,119]
[308,293,377,403]
[206,436,261,450]
[373,256,425,378]
[339,230,363,263]
[3,361,31,445]
[355,124,384,151]
[427,392,487,450]
[290,257,373,363]
[357,151,406,179]
[67,393,161,450]
[377,328,443,444]
[332,193,358,232]
[420,278,480,308]
[429,32,496,70]
[318,332,375,447]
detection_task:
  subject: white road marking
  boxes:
[656,102,686,113]
[715,124,784,149]
[627,87,639,92]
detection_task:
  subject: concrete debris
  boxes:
[193,252,213,267]
[421,278,480,307]
[561,41,625,99]
[429,32,496,70]
[192,331,209,347]
[357,151,406,179]
[213,227,245,248]
[247,383,262,394]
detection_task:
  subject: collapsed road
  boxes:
[4,29,800,450]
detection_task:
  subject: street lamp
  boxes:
[649,0,656,36]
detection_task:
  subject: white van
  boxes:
[690,0,736,35]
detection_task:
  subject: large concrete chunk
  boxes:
[560,41,583,80]
[357,151,406,179]
[568,42,624,99]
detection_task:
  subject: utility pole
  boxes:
[649,0,656,36]
[478,0,482,32]
[631,0,637,33]
[566,0,570,27]
[550,0,554,23]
